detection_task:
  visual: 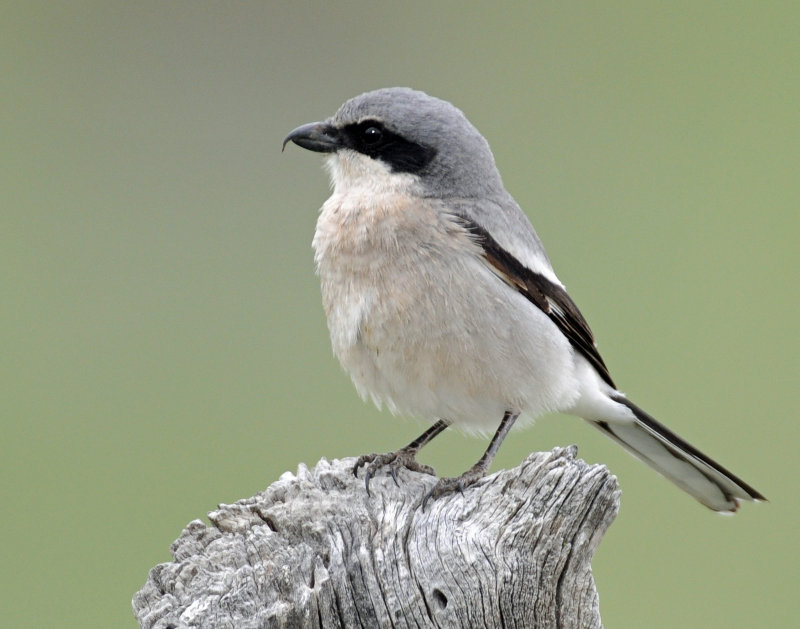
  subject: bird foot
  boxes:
[353,448,436,496]
[421,463,488,510]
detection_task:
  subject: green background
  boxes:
[3,2,797,627]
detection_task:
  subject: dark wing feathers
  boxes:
[458,217,615,388]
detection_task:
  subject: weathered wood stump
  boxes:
[133,446,619,628]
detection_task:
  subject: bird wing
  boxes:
[456,215,615,388]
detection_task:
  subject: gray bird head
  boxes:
[283,87,506,199]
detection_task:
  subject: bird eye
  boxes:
[362,126,383,145]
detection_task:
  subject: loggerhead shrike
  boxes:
[283,87,764,512]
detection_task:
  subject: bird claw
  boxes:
[421,465,487,511]
[353,449,435,496]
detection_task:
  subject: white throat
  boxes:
[325,150,421,198]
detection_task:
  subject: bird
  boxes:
[282,87,765,513]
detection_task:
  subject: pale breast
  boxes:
[313,189,449,353]
[310,173,578,428]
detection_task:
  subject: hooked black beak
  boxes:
[282,122,341,153]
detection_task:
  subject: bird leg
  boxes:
[353,419,449,496]
[422,411,520,509]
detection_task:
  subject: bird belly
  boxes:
[313,193,579,434]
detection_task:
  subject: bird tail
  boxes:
[590,395,765,513]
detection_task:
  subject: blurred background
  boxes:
[2,2,797,627]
